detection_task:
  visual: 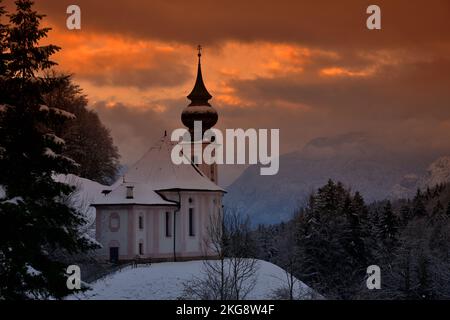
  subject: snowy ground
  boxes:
[68,259,318,300]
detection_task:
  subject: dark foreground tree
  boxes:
[43,76,120,184]
[446,201,450,217]
[0,0,97,299]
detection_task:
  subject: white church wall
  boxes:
[96,207,129,259]
[95,192,223,261]
[158,208,179,255]
[135,209,146,257]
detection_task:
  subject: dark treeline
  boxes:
[44,76,120,184]
[251,180,450,299]
[0,0,118,299]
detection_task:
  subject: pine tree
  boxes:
[43,76,120,184]
[0,0,97,299]
[399,202,412,227]
[376,201,399,256]
[295,180,363,298]
[416,250,433,299]
[412,189,427,218]
[431,201,444,218]
[345,192,367,266]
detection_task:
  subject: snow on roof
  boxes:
[93,183,177,207]
[93,135,224,206]
[125,135,223,192]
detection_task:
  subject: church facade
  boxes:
[93,49,225,262]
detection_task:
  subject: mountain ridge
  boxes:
[224,133,450,225]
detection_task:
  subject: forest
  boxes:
[249,180,450,299]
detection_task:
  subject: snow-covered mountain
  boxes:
[224,133,450,226]
[424,156,450,187]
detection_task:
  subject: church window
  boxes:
[126,186,134,199]
[138,216,143,230]
[109,213,120,232]
[165,212,172,237]
[189,208,195,237]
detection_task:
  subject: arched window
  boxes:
[138,241,144,255]
[109,213,120,232]
[138,216,143,230]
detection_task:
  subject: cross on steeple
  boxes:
[197,45,202,59]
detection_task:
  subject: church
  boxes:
[93,49,225,262]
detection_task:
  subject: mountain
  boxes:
[424,156,450,186]
[224,133,449,226]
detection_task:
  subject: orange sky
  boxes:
[3,0,450,184]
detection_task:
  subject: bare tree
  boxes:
[182,208,259,300]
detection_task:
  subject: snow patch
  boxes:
[39,105,50,112]
[54,174,109,229]
[44,133,65,146]
[43,147,57,158]
[50,107,76,120]
[26,264,42,277]
[1,196,23,205]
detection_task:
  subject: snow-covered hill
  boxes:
[225,133,450,225]
[68,259,318,300]
[54,174,109,237]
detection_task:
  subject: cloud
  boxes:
[33,0,450,50]
[4,0,450,185]
[92,102,173,164]
[43,31,192,90]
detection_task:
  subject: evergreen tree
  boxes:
[412,189,427,218]
[379,201,398,254]
[431,200,444,218]
[399,203,412,227]
[0,0,97,299]
[416,252,433,299]
[43,76,120,184]
[345,193,367,266]
[295,180,363,298]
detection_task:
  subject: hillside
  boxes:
[68,259,318,300]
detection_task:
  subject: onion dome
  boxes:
[181,46,218,133]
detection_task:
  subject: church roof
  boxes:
[93,135,224,207]
[92,183,177,207]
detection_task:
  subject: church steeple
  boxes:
[182,45,218,133]
[187,45,212,106]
